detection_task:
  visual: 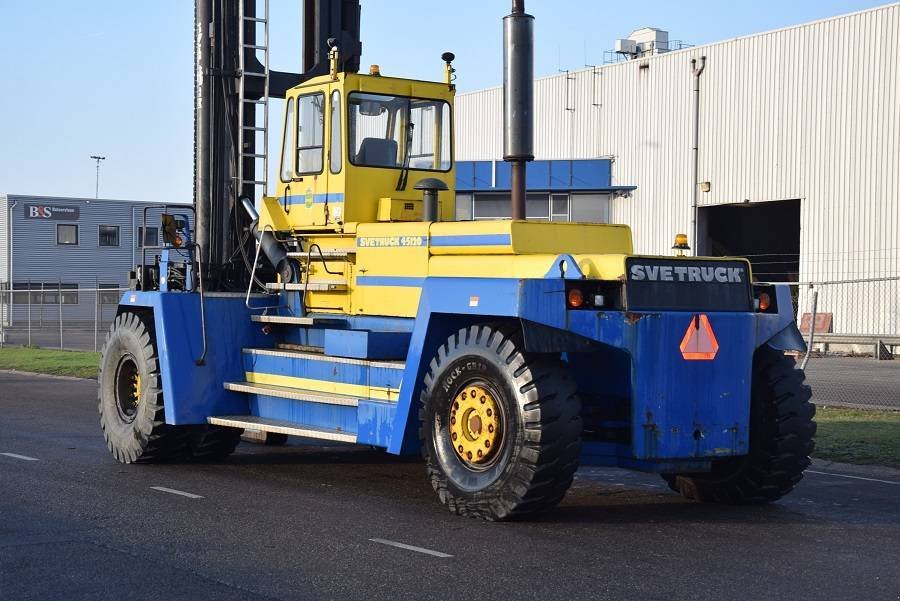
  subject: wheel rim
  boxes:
[448,382,503,468]
[114,355,141,422]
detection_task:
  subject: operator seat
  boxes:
[356,137,398,167]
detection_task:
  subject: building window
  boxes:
[137,226,158,248]
[57,224,78,245]
[471,193,554,221]
[550,194,570,221]
[99,284,122,304]
[10,282,78,304]
[99,225,120,247]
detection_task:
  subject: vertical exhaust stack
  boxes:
[503,0,534,221]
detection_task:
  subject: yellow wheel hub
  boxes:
[133,373,141,406]
[449,384,502,465]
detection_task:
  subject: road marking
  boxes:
[150,486,204,499]
[1,452,39,461]
[807,470,900,486]
[369,538,453,558]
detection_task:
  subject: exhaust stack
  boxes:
[503,0,534,221]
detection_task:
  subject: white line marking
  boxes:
[150,486,204,499]
[1,452,39,461]
[807,470,900,486]
[369,538,453,558]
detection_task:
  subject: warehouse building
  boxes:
[0,194,191,323]
[455,3,900,335]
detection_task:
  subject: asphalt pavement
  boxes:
[1,371,899,601]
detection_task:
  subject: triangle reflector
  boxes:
[680,314,719,360]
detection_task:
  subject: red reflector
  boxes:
[680,314,719,361]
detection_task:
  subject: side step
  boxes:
[224,381,360,406]
[266,280,347,292]
[207,415,356,443]
[250,314,346,326]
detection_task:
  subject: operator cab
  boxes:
[260,59,456,234]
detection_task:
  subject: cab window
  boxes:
[296,92,325,175]
[347,92,451,172]
[280,97,295,181]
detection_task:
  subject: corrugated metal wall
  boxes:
[456,4,900,334]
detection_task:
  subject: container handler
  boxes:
[98,0,814,519]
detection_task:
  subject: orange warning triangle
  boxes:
[680,314,719,360]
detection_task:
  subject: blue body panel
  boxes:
[118,291,268,424]
[127,277,802,472]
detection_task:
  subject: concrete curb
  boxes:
[810,457,900,480]
[0,368,97,382]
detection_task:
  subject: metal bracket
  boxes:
[544,254,584,280]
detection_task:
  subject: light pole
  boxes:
[90,155,106,198]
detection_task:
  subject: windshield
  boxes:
[348,92,451,172]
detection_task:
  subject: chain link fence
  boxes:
[789,276,900,410]
[0,286,128,352]
[1,278,898,409]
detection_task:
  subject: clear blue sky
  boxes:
[0,0,891,202]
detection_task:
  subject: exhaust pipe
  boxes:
[240,197,296,283]
[503,0,534,221]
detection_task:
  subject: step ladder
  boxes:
[237,0,270,200]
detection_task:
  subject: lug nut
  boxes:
[452,432,457,440]
[486,408,492,417]
[454,401,459,410]
[471,389,477,397]
[485,440,491,448]
[480,396,486,404]
[451,416,456,425]
[488,424,494,433]
[467,451,473,460]
[458,445,464,454]
[461,392,467,400]
[477,450,483,458]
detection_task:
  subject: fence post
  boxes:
[58,278,63,350]
[800,285,818,371]
[27,279,32,347]
[94,281,100,353]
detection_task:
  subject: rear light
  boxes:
[567,288,584,308]
[757,292,771,311]
[753,284,777,313]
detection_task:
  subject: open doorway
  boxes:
[698,199,800,283]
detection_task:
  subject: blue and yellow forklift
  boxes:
[98,0,814,519]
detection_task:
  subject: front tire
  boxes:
[99,312,190,463]
[419,324,582,520]
[664,346,816,503]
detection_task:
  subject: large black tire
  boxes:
[419,324,582,520]
[663,346,815,503]
[189,425,243,461]
[99,312,190,463]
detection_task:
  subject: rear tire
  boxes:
[664,346,815,503]
[419,324,582,520]
[189,425,243,461]
[99,312,190,463]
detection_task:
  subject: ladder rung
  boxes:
[242,126,266,131]
[243,44,268,50]
[243,71,267,78]
[243,16,268,23]
[242,153,267,159]
[243,180,267,185]
[243,99,267,105]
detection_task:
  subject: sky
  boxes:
[0,0,893,202]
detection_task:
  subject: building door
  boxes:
[698,199,800,283]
